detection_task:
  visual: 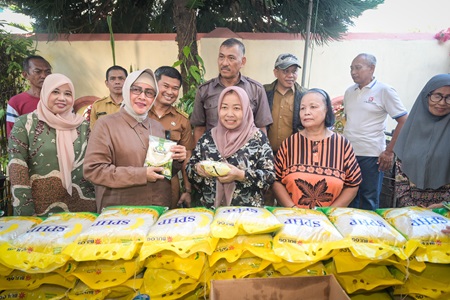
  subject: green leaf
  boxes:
[182,45,191,58]
[172,60,183,67]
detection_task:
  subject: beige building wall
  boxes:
[34,30,450,130]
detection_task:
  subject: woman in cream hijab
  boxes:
[84,69,186,212]
[8,73,96,216]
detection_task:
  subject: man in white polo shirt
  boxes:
[343,53,408,210]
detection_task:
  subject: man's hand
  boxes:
[170,145,187,162]
[378,150,394,172]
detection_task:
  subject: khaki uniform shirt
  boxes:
[190,75,273,130]
[148,106,195,150]
[268,88,295,151]
[90,95,122,129]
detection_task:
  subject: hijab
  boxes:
[36,74,85,195]
[211,86,259,207]
[394,74,450,189]
[122,69,158,122]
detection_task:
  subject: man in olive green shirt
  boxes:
[264,53,307,153]
[90,65,128,129]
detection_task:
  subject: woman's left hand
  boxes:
[171,145,187,162]
[217,163,245,183]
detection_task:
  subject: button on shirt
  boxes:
[268,88,294,152]
[190,75,273,130]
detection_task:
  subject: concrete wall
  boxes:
[34,29,450,130]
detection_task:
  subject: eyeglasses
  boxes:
[428,93,450,105]
[130,86,156,98]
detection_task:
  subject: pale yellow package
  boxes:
[0,212,96,273]
[106,278,143,299]
[0,269,76,290]
[379,206,450,263]
[140,207,219,259]
[71,257,144,290]
[0,216,43,243]
[68,280,109,300]
[208,234,281,266]
[325,259,404,295]
[209,256,272,280]
[198,161,231,177]
[210,206,283,239]
[391,262,450,299]
[270,207,347,263]
[144,250,207,280]
[324,207,416,260]
[0,284,67,299]
[64,206,166,261]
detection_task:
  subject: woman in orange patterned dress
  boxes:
[273,88,362,209]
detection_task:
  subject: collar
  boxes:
[214,73,246,87]
[353,77,377,90]
[120,107,150,129]
[149,105,176,118]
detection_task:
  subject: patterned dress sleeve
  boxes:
[243,131,275,192]
[7,116,35,215]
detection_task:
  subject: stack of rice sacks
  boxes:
[0,212,97,299]
[62,206,168,299]
[377,206,450,300]
[318,206,450,299]
[138,207,219,299]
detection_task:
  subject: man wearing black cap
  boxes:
[264,53,307,153]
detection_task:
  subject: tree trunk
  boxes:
[173,0,199,95]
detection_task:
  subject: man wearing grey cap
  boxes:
[264,53,307,153]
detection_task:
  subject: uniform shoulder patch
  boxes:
[175,107,190,119]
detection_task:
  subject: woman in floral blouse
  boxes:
[8,74,96,216]
[187,86,275,209]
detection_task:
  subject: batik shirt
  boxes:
[187,130,275,208]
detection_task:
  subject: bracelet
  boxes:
[184,189,192,193]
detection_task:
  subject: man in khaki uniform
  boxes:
[90,65,128,129]
[148,66,195,208]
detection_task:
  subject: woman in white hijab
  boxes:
[84,69,186,212]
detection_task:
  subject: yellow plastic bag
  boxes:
[0,284,67,299]
[325,260,403,294]
[378,206,450,263]
[64,206,166,261]
[210,206,283,238]
[67,280,109,300]
[0,212,96,273]
[208,234,281,266]
[323,207,415,260]
[209,257,272,280]
[391,262,450,299]
[0,270,76,290]
[140,207,219,259]
[0,216,42,243]
[144,250,207,280]
[71,257,144,290]
[269,207,346,263]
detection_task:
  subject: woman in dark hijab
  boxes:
[394,74,450,208]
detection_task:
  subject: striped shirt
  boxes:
[275,132,362,208]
